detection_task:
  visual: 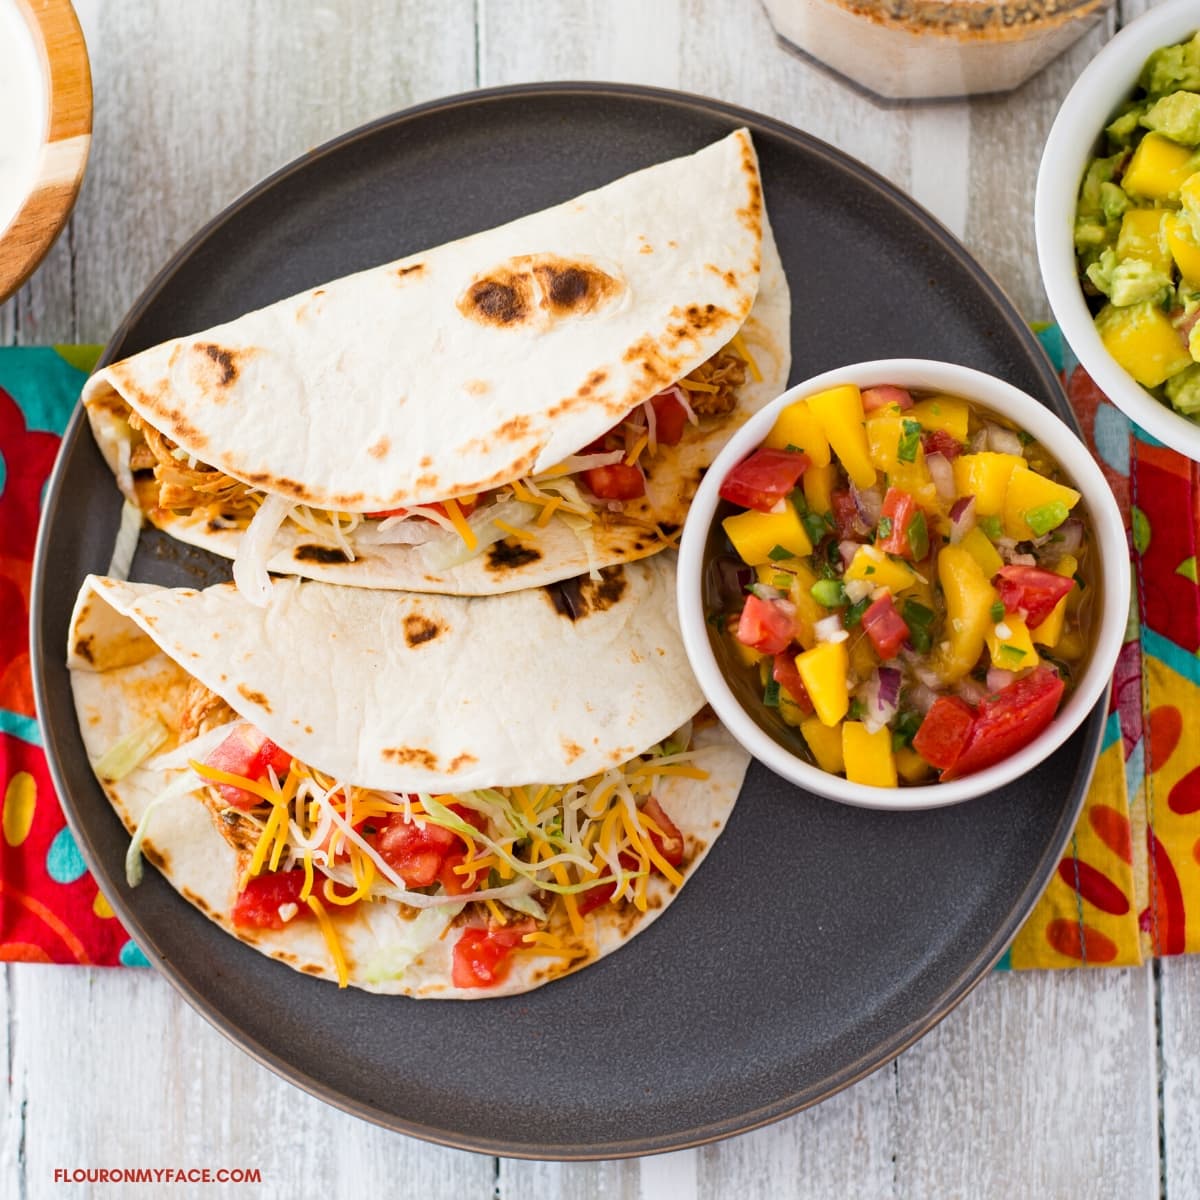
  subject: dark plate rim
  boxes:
[32,80,1096,1160]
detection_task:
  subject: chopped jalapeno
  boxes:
[897,419,922,464]
[811,579,847,608]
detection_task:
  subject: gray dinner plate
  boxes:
[32,83,1102,1159]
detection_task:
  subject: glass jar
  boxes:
[762,0,1116,103]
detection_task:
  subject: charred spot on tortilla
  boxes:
[73,636,94,664]
[294,544,351,565]
[402,613,443,648]
[459,272,532,327]
[485,539,540,571]
[192,342,241,389]
[532,259,619,317]
[300,964,324,976]
[236,684,271,711]
[395,263,424,278]
[367,436,390,460]
[448,752,478,773]
[463,379,490,397]
[559,737,584,764]
[546,565,628,622]
[181,885,214,916]
[383,746,439,770]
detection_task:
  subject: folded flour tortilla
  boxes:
[83,129,790,597]
[68,562,749,997]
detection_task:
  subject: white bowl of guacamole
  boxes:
[1037,0,1200,461]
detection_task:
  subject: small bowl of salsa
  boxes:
[676,359,1129,810]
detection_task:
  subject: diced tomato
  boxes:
[861,593,910,660]
[876,487,924,561]
[650,389,689,446]
[438,850,480,896]
[577,878,620,916]
[451,920,537,989]
[911,696,976,770]
[861,385,913,412]
[583,462,645,500]
[642,796,685,867]
[922,428,962,461]
[831,489,860,540]
[203,724,294,811]
[736,594,795,655]
[366,496,480,521]
[718,448,810,513]
[942,666,1066,780]
[993,565,1076,629]
[375,814,459,887]
[772,651,815,712]
[232,869,311,930]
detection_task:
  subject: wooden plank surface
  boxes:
[0,0,1183,1196]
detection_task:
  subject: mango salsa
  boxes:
[1122,132,1197,199]
[1095,301,1195,389]
[712,381,1092,787]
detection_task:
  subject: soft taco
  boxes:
[68,564,749,997]
[82,129,790,601]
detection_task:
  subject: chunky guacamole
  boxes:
[1075,31,1200,416]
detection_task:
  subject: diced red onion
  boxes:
[814,614,848,644]
[1009,552,1037,567]
[955,677,989,706]
[948,495,977,544]
[861,667,901,733]
[907,682,940,715]
[839,539,860,568]
[1051,517,1084,559]
[713,556,753,599]
[926,451,955,501]
[851,483,882,529]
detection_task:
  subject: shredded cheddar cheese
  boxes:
[305,894,349,988]
[728,331,763,382]
[442,497,478,550]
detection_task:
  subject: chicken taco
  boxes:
[68,565,749,996]
[82,129,790,602]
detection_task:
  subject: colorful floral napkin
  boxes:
[1,340,1196,970]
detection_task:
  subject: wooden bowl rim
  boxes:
[0,0,92,302]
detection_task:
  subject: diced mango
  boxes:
[952,453,1028,516]
[848,630,878,679]
[1165,213,1200,285]
[959,526,1004,578]
[866,413,906,473]
[795,641,849,728]
[986,614,1039,672]
[842,722,898,788]
[1003,470,1081,541]
[1055,627,1087,660]
[889,460,939,512]
[763,400,831,467]
[1122,133,1197,199]
[722,506,813,566]
[908,395,969,441]
[1116,207,1174,273]
[895,746,935,784]
[844,545,917,594]
[800,716,845,774]
[802,461,838,515]
[806,385,876,490]
[1096,300,1195,388]
[934,545,998,683]
[1031,553,1079,648]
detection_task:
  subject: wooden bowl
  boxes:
[0,0,91,302]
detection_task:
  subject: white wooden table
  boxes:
[2,2,1195,1196]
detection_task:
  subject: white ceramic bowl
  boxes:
[676,359,1130,811]
[1036,0,1200,460]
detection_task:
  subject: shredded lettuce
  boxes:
[105,500,144,581]
[95,715,168,782]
